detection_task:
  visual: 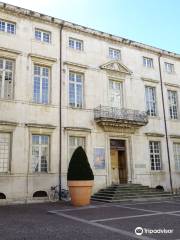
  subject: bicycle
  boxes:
[48,185,70,202]
[48,185,59,202]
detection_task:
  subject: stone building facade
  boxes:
[0,2,180,204]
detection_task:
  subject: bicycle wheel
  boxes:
[48,190,59,202]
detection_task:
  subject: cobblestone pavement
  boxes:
[0,199,180,240]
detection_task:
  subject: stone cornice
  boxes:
[141,77,159,84]
[164,82,180,88]
[28,54,57,65]
[63,61,89,69]
[25,123,56,129]
[64,127,91,132]
[145,132,165,137]
[1,2,180,60]
[169,134,180,139]
[0,47,21,55]
[0,120,17,126]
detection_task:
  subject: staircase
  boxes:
[91,184,173,202]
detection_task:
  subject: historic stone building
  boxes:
[0,2,180,203]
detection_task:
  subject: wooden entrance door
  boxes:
[118,151,127,183]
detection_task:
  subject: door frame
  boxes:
[107,136,132,186]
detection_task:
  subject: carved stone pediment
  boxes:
[100,60,132,74]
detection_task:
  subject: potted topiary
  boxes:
[67,146,94,206]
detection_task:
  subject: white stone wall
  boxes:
[0,4,180,204]
[62,27,180,192]
[0,10,60,203]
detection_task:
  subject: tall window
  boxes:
[168,90,178,119]
[0,133,10,173]
[143,57,153,68]
[32,135,49,173]
[0,58,14,99]
[69,38,83,51]
[69,72,83,108]
[173,143,180,170]
[33,65,50,104]
[0,19,16,34]
[149,141,161,170]
[109,48,121,60]
[145,86,157,116]
[69,136,85,160]
[35,29,51,43]
[109,80,123,108]
[165,62,174,73]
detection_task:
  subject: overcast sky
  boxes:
[2,0,180,53]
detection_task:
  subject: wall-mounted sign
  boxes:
[94,147,105,169]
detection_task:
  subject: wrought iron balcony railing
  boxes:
[94,105,148,127]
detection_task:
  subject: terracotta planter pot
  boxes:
[67,180,94,206]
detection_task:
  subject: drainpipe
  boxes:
[158,54,173,194]
[59,23,64,200]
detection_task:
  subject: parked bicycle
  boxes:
[48,185,70,202]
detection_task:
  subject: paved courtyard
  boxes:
[0,199,180,240]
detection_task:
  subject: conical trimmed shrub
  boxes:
[67,146,94,181]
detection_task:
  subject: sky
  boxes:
[2,0,180,53]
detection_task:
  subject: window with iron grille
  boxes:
[109,48,121,60]
[69,71,83,108]
[145,86,157,116]
[69,136,85,160]
[143,57,153,68]
[0,58,14,99]
[35,29,51,43]
[173,143,180,171]
[32,135,49,173]
[69,38,83,51]
[149,141,161,170]
[33,65,50,104]
[0,19,16,34]
[0,133,10,173]
[165,62,174,73]
[168,90,178,119]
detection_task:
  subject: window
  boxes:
[165,62,174,73]
[69,136,85,160]
[69,38,83,51]
[109,80,123,108]
[149,141,161,170]
[145,86,157,116]
[0,58,14,99]
[109,48,121,60]
[33,65,50,104]
[69,72,83,108]
[168,90,178,119]
[173,143,180,170]
[35,29,51,43]
[32,135,49,173]
[143,57,153,68]
[0,133,10,173]
[0,19,16,34]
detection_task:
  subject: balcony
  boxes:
[94,105,148,129]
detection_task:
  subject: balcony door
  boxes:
[109,80,123,108]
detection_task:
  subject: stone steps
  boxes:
[91,184,173,202]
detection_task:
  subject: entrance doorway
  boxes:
[110,139,127,184]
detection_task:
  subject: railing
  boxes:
[94,105,148,126]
